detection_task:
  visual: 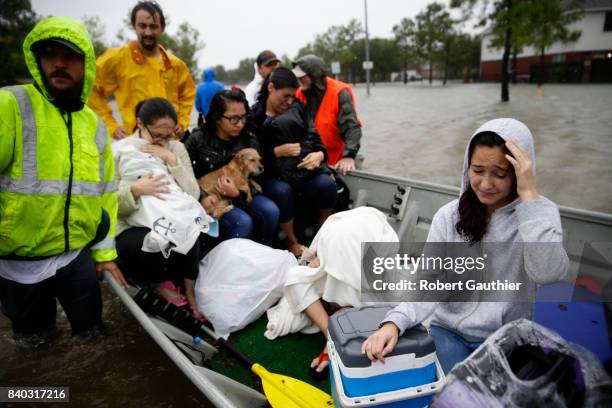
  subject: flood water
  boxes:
[1,82,611,407]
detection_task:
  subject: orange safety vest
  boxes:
[296,77,361,166]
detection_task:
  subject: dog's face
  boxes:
[234,148,263,176]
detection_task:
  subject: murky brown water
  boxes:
[1,82,610,408]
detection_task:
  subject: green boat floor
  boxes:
[203,314,331,395]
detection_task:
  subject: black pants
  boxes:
[0,249,102,336]
[116,227,208,285]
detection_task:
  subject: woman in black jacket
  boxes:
[184,89,279,243]
[251,67,336,256]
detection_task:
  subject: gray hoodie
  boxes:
[383,118,569,341]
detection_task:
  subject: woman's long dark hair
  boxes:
[456,131,517,244]
[256,66,298,106]
[204,89,249,137]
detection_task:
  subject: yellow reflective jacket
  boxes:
[0,16,118,262]
[88,41,196,135]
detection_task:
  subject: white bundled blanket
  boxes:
[265,207,399,340]
[195,239,297,339]
[113,137,209,257]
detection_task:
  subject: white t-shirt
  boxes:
[0,250,83,284]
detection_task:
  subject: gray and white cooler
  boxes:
[328,306,445,407]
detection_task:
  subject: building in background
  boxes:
[480,0,612,83]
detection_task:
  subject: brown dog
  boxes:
[197,148,263,218]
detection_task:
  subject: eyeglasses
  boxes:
[222,115,248,125]
[145,125,174,142]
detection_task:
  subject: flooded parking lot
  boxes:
[1,82,610,408]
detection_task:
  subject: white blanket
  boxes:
[195,239,297,339]
[113,137,209,257]
[265,207,399,340]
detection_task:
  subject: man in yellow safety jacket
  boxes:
[88,1,195,139]
[0,16,127,340]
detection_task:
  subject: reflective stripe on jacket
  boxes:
[0,86,118,261]
[0,16,118,262]
[296,77,360,165]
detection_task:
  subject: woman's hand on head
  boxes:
[274,143,301,158]
[297,151,324,170]
[140,144,177,167]
[361,322,399,363]
[130,171,171,200]
[505,139,539,203]
[216,175,240,198]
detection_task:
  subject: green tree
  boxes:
[0,0,39,85]
[224,57,256,85]
[523,0,582,87]
[161,22,204,80]
[298,19,364,81]
[452,0,518,101]
[446,33,482,81]
[82,15,107,57]
[415,2,453,84]
[392,17,416,84]
[212,65,227,82]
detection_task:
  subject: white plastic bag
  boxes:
[195,239,297,339]
[114,137,209,256]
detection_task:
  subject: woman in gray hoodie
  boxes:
[360,118,569,374]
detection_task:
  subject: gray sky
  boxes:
[32,0,439,71]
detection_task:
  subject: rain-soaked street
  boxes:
[1,82,611,407]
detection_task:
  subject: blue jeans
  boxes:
[262,173,337,223]
[429,325,483,374]
[219,194,279,243]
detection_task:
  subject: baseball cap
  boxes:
[256,50,279,67]
[291,64,307,78]
[31,38,84,56]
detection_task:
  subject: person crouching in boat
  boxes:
[266,207,398,379]
[114,98,205,319]
[251,67,337,257]
[362,118,569,374]
[184,89,280,243]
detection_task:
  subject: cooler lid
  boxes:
[328,306,436,368]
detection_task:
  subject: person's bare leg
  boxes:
[318,208,333,225]
[280,219,304,256]
[305,299,330,373]
[184,278,204,319]
[151,281,186,303]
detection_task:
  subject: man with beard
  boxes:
[292,54,362,175]
[88,1,195,139]
[0,16,127,341]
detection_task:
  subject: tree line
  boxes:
[2,0,583,102]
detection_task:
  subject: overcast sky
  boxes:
[31,0,446,71]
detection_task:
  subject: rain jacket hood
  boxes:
[202,67,216,82]
[23,16,95,104]
[293,54,329,79]
[461,118,536,195]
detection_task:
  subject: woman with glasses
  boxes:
[113,97,206,319]
[184,89,280,243]
[251,67,336,257]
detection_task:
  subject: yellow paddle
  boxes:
[198,324,334,408]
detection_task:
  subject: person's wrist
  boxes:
[381,321,400,335]
[130,183,140,200]
[519,188,539,203]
